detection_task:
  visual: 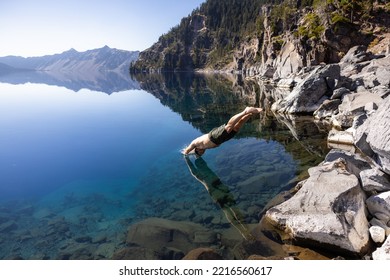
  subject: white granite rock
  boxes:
[370,218,390,237]
[369,226,386,243]
[372,235,390,260]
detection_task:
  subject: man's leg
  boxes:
[232,113,253,132]
[225,107,262,133]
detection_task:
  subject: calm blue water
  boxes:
[0,83,193,200]
[0,74,328,259]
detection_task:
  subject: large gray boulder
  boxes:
[360,55,390,89]
[333,91,383,128]
[355,96,390,174]
[366,191,390,227]
[265,158,370,255]
[360,168,390,192]
[271,64,340,113]
[340,45,374,65]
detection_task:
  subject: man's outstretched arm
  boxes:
[183,142,196,155]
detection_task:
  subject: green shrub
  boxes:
[331,12,351,25]
[297,12,325,40]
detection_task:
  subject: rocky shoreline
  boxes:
[261,45,390,259]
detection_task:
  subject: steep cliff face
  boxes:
[233,3,386,80]
[131,0,390,78]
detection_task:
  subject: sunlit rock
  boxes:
[271,64,340,114]
[265,158,370,255]
[369,226,386,244]
[372,235,390,260]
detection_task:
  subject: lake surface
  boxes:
[0,72,329,259]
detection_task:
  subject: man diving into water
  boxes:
[182,107,263,156]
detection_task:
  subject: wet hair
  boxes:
[194,148,204,156]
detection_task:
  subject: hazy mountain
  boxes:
[0,46,139,73]
[0,69,140,94]
[0,62,32,75]
[0,46,140,94]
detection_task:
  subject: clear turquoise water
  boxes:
[0,74,328,259]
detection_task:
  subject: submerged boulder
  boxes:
[265,158,370,255]
[123,218,214,259]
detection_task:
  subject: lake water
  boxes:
[0,72,329,259]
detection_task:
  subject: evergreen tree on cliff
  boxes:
[130,0,389,73]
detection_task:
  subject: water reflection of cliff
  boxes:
[132,72,330,178]
[0,69,140,94]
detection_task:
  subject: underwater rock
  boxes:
[92,233,108,244]
[125,218,213,257]
[16,204,34,215]
[112,246,161,260]
[0,213,10,224]
[0,220,18,233]
[57,242,96,260]
[281,244,329,260]
[75,236,92,243]
[194,231,219,245]
[182,248,222,260]
[33,208,55,219]
[170,209,195,221]
[95,242,116,259]
[161,247,185,260]
[46,216,70,236]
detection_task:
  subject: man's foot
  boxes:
[245,107,263,114]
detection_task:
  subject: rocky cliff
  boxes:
[131,0,390,76]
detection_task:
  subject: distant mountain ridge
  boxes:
[0,46,139,73]
[0,46,141,94]
[0,62,29,75]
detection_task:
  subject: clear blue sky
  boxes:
[0,0,205,57]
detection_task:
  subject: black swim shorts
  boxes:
[208,124,236,146]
